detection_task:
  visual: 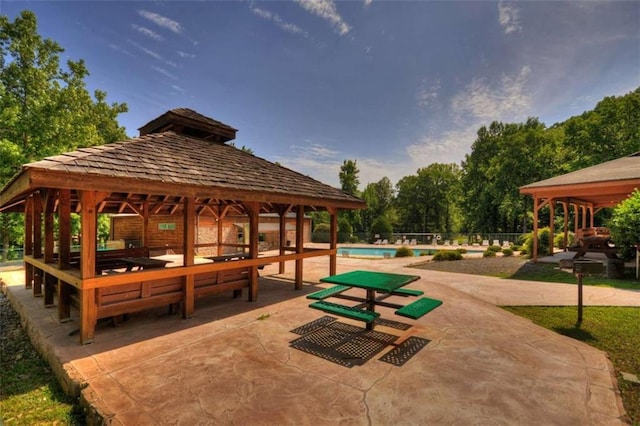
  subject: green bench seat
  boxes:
[390,288,424,297]
[395,297,442,320]
[306,285,351,300]
[309,301,380,323]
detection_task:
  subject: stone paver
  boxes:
[1,254,639,425]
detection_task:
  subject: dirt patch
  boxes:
[411,255,542,277]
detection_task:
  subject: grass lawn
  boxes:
[0,294,84,425]
[503,306,640,424]
[508,262,640,290]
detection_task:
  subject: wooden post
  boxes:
[43,190,56,306]
[245,201,260,301]
[329,207,338,276]
[532,196,539,262]
[577,273,583,324]
[562,201,568,252]
[24,196,33,289]
[183,197,195,318]
[295,205,305,290]
[279,208,287,274]
[32,191,43,296]
[589,205,595,228]
[57,189,71,321]
[142,200,150,248]
[79,190,97,344]
[548,199,555,255]
[573,204,579,237]
[581,205,587,229]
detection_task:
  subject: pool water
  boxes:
[337,247,436,257]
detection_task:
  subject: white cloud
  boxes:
[138,10,183,34]
[364,0,373,7]
[498,1,521,34]
[132,24,164,41]
[295,0,351,36]
[108,43,135,58]
[251,6,309,38]
[171,84,184,93]
[406,126,477,168]
[408,66,532,170]
[177,51,196,59]
[416,78,441,108]
[152,65,178,81]
[451,66,531,123]
[127,40,178,67]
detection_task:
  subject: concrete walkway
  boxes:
[2,256,639,425]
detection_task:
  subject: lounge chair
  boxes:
[381,239,388,245]
[402,239,409,245]
[373,239,382,245]
[482,240,489,246]
[502,241,511,248]
[409,239,417,245]
[492,240,500,247]
[394,239,402,245]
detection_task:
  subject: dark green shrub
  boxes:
[483,249,497,257]
[432,250,463,261]
[456,248,468,254]
[502,248,514,257]
[487,245,502,253]
[312,223,330,243]
[337,218,352,243]
[609,189,640,261]
[349,235,359,243]
[522,227,551,258]
[370,216,393,243]
[554,232,575,249]
[395,246,413,257]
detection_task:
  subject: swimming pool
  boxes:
[337,246,482,258]
[337,247,435,257]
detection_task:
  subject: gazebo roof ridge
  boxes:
[138,108,238,143]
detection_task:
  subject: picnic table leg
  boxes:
[366,289,375,330]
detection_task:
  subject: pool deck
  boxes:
[1,252,639,425]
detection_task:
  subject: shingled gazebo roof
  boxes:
[0,109,365,214]
[519,152,640,208]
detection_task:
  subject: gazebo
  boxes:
[519,152,640,261]
[0,108,365,343]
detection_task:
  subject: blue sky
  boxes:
[2,1,638,189]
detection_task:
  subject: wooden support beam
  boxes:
[58,189,71,270]
[295,205,305,290]
[57,278,71,322]
[244,201,261,301]
[80,190,97,279]
[549,198,555,256]
[32,191,43,296]
[329,207,338,276]
[562,201,569,252]
[533,196,539,262]
[79,287,96,344]
[24,196,33,289]
[43,189,56,264]
[142,200,150,248]
[279,209,287,274]
[183,197,195,318]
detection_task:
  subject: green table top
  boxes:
[319,270,420,293]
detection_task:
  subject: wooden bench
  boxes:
[395,297,442,320]
[95,276,183,319]
[306,285,351,300]
[63,247,151,273]
[194,267,250,299]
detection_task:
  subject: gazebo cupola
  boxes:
[138,107,238,143]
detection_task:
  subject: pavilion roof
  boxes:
[0,127,365,214]
[519,152,640,207]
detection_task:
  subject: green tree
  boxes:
[0,11,128,255]
[361,177,394,233]
[338,159,362,233]
[608,189,640,261]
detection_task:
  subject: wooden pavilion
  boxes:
[0,108,365,343]
[519,152,640,261]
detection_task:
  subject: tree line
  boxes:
[329,88,640,240]
[1,11,639,255]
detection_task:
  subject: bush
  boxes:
[502,247,514,257]
[554,232,575,249]
[487,245,502,253]
[312,223,330,243]
[483,249,497,257]
[337,218,352,243]
[395,246,413,257]
[456,248,468,254]
[370,216,393,243]
[522,227,551,258]
[609,189,640,261]
[432,250,463,261]
[349,235,359,243]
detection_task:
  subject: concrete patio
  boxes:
[1,254,639,425]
